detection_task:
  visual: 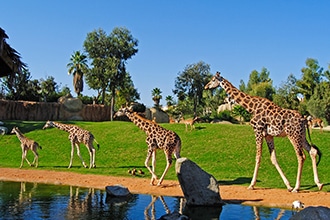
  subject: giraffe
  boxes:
[42,121,99,169]
[11,127,42,168]
[204,71,323,192]
[114,107,181,186]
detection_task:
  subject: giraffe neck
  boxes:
[221,77,256,113]
[125,112,155,134]
[13,129,26,142]
[52,122,75,133]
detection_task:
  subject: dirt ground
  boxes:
[0,167,329,209]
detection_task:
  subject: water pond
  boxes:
[0,181,293,219]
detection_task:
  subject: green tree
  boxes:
[173,61,212,116]
[165,95,175,107]
[232,105,251,122]
[244,67,275,100]
[84,27,138,120]
[151,87,162,108]
[273,74,300,110]
[39,76,60,102]
[296,58,323,100]
[115,73,140,109]
[0,68,44,101]
[67,51,89,97]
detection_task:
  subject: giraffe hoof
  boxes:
[318,183,324,191]
[247,185,255,190]
[287,188,293,192]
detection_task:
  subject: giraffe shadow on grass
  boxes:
[218,177,260,186]
[299,182,330,191]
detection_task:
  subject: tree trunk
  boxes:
[101,89,106,104]
[110,87,116,121]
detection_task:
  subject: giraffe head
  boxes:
[204,71,223,90]
[10,126,19,134]
[42,120,55,129]
[114,106,133,118]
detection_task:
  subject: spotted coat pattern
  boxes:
[204,71,323,192]
[115,107,181,186]
[43,121,99,169]
[11,126,41,168]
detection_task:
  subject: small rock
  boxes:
[105,184,130,197]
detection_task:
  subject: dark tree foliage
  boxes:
[173,61,212,116]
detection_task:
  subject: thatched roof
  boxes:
[0,28,26,77]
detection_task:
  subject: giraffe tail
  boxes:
[39,145,42,150]
[311,144,322,166]
[305,118,322,166]
[94,139,100,150]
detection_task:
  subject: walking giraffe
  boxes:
[204,71,323,192]
[114,107,181,186]
[42,121,99,169]
[11,127,42,168]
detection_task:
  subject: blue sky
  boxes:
[1,1,330,107]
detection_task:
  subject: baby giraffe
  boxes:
[11,127,42,168]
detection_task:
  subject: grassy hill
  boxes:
[0,120,329,192]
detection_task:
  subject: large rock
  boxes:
[61,97,83,112]
[290,206,330,220]
[145,107,169,123]
[175,157,224,206]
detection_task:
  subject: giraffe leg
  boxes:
[291,147,305,193]
[32,150,39,168]
[87,145,93,169]
[266,136,293,192]
[90,147,96,168]
[304,140,323,190]
[76,144,87,168]
[145,149,158,185]
[20,149,25,168]
[68,143,75,168]
[157,152,172,186]
[307,144,323,190]
[248,135,263,190]
[22,149,31,168]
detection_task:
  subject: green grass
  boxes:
[1,120,329,192]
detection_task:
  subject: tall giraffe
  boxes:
[114,107,181,186]
[11,127,42,168]
[204,71,323,192]
[42,121,99,169]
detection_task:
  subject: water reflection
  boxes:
[0,181,292,219]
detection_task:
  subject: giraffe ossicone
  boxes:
[114,106,181,186]
[42,121,99,169]
[204,71,323,192]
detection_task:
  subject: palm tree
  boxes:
[0,28,26,78]
[151,87,162,108]
[165,95,174,107]
[67,51,89,96]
